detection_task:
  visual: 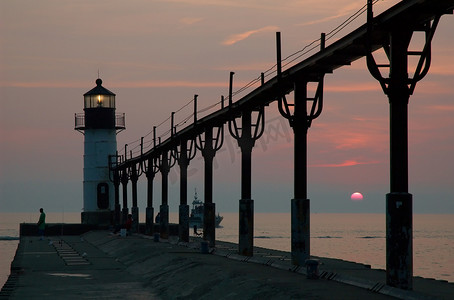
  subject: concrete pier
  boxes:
[2,230,453,299]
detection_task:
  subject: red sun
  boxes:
[351,192,363,201]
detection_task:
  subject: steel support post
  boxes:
[276,32,323,265]
[386,30,413,290]
[292,80,310,265]
[241,112,253,199]
[160,203,169,239]
[228,70,264,256]
[131,206,139,233]
[238,112,255,256]
[366,13,441,287]
[203,202,216,247]
[130,166,139,233]
[178,141,190,242]
[121,172,129,225]
[146,207,154,234]
[203,128,216,247]
[179,204,189,242]
[145,171,155,235]
[239,199,253,256]
[160,151,170,239]
[196,123,223,248]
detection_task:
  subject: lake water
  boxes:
[1,212,453,288]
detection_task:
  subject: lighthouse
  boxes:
[75,78,125,225]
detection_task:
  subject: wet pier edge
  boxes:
[1,224,453,299]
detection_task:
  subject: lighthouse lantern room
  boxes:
[75,78,125,225]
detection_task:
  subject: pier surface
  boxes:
[2,231,453,299]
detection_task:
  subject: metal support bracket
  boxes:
[171,139,197,168]
[366,0,441,96]
[228,72,266,149]
[276,33,325,128]
[195,126,224,157]
[278,77,324,129]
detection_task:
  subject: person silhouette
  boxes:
[37,208,46,240]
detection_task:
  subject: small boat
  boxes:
[189,190,223,228]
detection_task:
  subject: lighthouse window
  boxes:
[84,95,115,109]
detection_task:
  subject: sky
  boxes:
[1,0,453,214]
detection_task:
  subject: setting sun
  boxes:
[351,192,363,201]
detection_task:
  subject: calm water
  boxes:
[1,212,453,288]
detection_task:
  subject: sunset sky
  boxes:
[1,0,453,214]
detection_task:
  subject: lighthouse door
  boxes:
[97,182,109,209]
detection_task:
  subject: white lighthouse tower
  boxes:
[75,78,125,225]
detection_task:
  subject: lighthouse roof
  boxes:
[84,78,116,96]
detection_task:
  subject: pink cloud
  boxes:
[115,80,227,88]
[310,160,380,168]
[324,82,381,93]
[310,122,388,153]
[214,62,272,72]
[0,80,230,89]
[1,78,270,90]
[222,26,279,46]
[297,2,362,27]
[0,81,88,88]
[415,81,454,95]
[423,63,454,76]
[427,104,454,112]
